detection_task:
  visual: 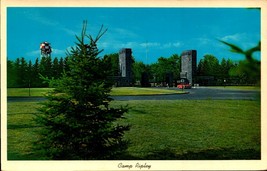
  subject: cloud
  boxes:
[98,41,140,51]
[161,43,172,48]
[113,28,140,39]
[220,33,260,50]
[140,41,182,49]
[52,48,67,56]
[194,37,213,46]
[221,33,242,42]
[26,48,69,58]
[97,40,183,56]
[101,27,140,43]
[97,27,183,55]
[140,42,160,48]
[26,50,40,56]
[161,42,182,49]
[61,28,78,36]
[121,42,140,48]
[97,27,142,51]
[173,42,182,47]
[24,10,78,36]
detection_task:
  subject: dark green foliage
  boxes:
[141,72,150,87]
[197,54,220,77]
[103,53,120,77]
[220,40,261,85]
[51,57,61,78]
[7,60,17,87]
[132,61,151,86]
[16,57,28,87]
[7,56,67,88]
[136,54,180,87]
[32,58,41,87]
[35,21,130,160]
[152,55,181,84]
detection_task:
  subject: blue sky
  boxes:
[7,7,260,64]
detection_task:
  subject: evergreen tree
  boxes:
[58,57,65,75]
[15,57,28,87]
[35,22,130,160]
[52,57,60,79]
[14,58,21,87]
[63,56,70,72]
[27,60,33,88]
[32,58,41,87]
[39,56,53,87]
[7,60,17,87]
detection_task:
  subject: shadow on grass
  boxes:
[129,108,148,114]
[8,124,40,129]
[118,147,261,160]
[8,152,48,160]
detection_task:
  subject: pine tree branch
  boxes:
[219,40,244,54]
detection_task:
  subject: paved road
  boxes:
[7,87,260,102]
[113,87,260,101]
[7,97,47,103]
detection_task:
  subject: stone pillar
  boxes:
[180,50,197,84]
[119,48,133,86]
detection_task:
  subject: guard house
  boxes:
[180,50,197,84]
[119,48,133,86]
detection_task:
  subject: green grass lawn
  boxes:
[211,86,260,91]
[7,87,185,97]
[7,88,53,97]
[110,87,185,96]
[7,102,45,160]
[7,99,260,160]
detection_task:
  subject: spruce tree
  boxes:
[35,21,130,160]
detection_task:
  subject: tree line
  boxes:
[7,52,259,88]
[7,56,69,88]
[131,54,259,86]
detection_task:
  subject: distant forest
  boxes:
[8,56,68,88]
[7,53,258,88]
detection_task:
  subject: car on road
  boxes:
[177,78,192,89]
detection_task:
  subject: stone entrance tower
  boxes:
[119,48,133,86]
[180,50,197,84]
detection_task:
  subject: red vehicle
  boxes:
[177,78,192,89]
